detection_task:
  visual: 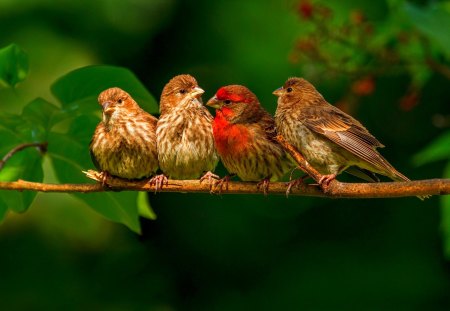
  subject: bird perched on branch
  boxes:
[207,85,294,194]
[156,74,218,187]
[273,77,427,199]
[90,87,159,184]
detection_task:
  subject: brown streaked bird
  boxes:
[207,85,294,194]
[90,87,159,183]
[274,77,427,199]
[156,74,218,186]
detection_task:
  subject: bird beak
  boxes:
[272,87,284,97]
[101,101,113,113]
[190,86,205,99]
[206,96,222,109]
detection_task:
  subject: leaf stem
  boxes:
[0,142,48,171]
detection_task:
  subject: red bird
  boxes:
[156,74,218,187]
[90,87,159,183]
[207,85,294,193]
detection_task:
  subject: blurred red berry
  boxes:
[350,10,365,25]
[351,76,375,96]
[296,38,317,53]
[399,89,420,111]
[298,0,314,20]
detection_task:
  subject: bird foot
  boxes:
[212,175,232,194]
[99,171,111,187]
[257,178,271,195]
[285,175,308,197]
[199,171,220,190]
[318,174,337,188]
[149,174,168,193]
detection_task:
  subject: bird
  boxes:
[90,87,159,184]
[207,85,294,194]
[156,74,219,187]
[273,77,427,199]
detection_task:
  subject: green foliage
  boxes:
[413,131,450,166]
[137,191,157,220]
[0,100,49,219]
[0,45,158,232]
[52,65,159,114]
[403,2,450,57]
[441,162,450,258]
[0,43,28,88]
[0,1,449,309]
[415,130,450,259]
[0,198,7,222]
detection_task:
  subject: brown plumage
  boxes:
[208,85,294,193]
[274,77,427,199]
[90,87,158,181]
[156,74,218,181]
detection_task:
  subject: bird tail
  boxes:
[389,168,429,201]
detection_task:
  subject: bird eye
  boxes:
[224,100,231,105]
[179,89,186,94]
[286,87,293,93]
[118,99,123,104]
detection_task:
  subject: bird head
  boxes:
[207,85,261,123]
[160,74,204,114]
[98,87,140,124]
[273,77,322,107]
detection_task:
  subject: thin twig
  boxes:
[275,135,322,183]
[0,142,48,171]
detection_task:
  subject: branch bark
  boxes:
[0,174,448,198]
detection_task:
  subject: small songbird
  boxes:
[90,87,159,182]
[156,74,218,184]
[273,77,426,198]
[207,85,294,193]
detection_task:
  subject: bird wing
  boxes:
[258,110,278,142]
[89,142,101,171]
[298,105,401,174]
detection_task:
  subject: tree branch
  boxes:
[0,142,47,171]
[0,139,447,199]
[0,174,448,198]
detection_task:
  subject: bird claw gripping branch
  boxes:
[149,174,169,193]
[256,178,271,195]
[199,171,220,190]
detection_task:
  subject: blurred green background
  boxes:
[1,0,450,310]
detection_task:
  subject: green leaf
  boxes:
[51,65,159,114]
[0,43,29,88]
[441,162,450,259]
[137,192,156,220]
[413,131,450,166]
[47,115,141,233]
[0,103,47,213]
[0,197,8,223]
[403,2,450,57]
[0,148,43,213]
[73,191,141,234]
[0,114,32,145]
[21,98,69,141]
